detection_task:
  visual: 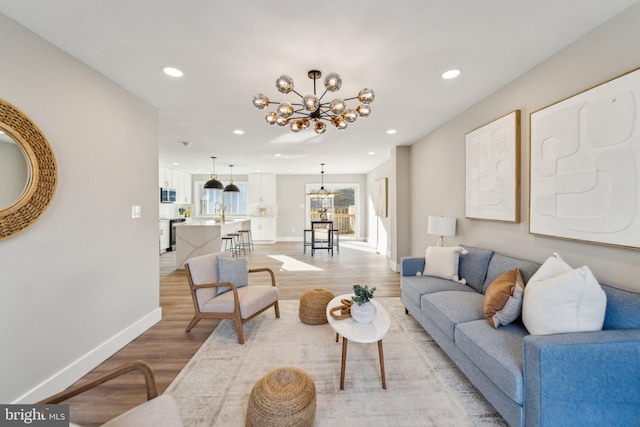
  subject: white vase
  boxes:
[351,301,377,323]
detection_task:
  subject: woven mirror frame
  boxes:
[0,98,57,241]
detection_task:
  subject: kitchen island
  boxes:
[174,218,251,269]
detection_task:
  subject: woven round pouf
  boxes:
[246,367,316,427]
[299,288,335,325]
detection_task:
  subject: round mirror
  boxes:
[0,130,31,208]
[0,98,57,241]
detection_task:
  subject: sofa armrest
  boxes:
[401,256,425,277]
[524,329,640,426]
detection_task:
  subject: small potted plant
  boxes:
[351,284,377,323]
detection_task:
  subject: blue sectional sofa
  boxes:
[400,246,640,427]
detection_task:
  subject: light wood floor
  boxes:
[62,241,401,426]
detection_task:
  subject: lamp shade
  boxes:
[224,182,240,192]
[204,177,224,190]
[427,216,456,237]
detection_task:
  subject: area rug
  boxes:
[166,298,507,426]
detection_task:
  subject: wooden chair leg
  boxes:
[185,315,201,332]
[274,301,281,318]
[236,321,245,344]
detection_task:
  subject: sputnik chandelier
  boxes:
[252,70,375,134]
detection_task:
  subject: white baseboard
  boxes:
[14,308,162,403]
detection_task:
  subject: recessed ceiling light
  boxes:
[368,151,376,155]
[172,162,180,166]
[386,129,397,135]
[233,129,244,135]
[442,68,461,80]
[162,66,183,77]
[274,153,282,157]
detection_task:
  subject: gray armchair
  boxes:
[38,360,183,427]
[184,251,280,344]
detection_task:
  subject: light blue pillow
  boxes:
[216,256,249,295]
[458,245,494,293]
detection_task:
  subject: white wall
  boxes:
[409,3,640,290]
[0,14,160,402]
[366,160,392,256]
[366,146,412,271]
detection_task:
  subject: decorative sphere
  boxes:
[265,111,277,125]
[331,116,348,129]
[342,108,358,123]
[290,121,302,132]
[324,73,342,92]
[314,121,327,134]
[356,104,371,118]
[252,93,269,109]
[275,75,294,94]
[299,118,310,129]
[277,102,294,118]
[275,115,289,126]
[357,88,375,104]
[303,95,319,112]
[329,98,346,115]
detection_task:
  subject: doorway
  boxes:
[305,183,359,240]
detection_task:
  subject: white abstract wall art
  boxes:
[465,110,521,222]
[529,67,640,250]
[373,177,388,217]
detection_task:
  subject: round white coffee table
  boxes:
[326,294,391,390]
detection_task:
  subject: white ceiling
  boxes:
[0,0,637,175]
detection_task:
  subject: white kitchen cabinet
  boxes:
[159,167,192,204]
[251,217,276,243]
[176,171,192,204]
[159,167,173,188]
[159,220,170,253]
[248,173,276,205]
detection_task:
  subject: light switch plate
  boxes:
[131,205,142,219]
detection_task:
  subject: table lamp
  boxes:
[427,216,456,247]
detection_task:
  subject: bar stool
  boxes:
[228,233,246,257]
[239,229,254,252]
[303,229,312,254]
[221,236,236,256]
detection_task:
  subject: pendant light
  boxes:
[224,165,240,192]
[204,156,224,190]
[306,163,339,197]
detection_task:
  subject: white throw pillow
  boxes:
[423,246,468,284]
[522,253,607,335]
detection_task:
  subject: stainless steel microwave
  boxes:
[160,187,177,203]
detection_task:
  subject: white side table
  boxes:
[326,294,391,389]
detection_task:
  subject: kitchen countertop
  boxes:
[176,218,248,226]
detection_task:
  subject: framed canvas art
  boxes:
[529,68,640,249]
[373,177,388,217]
[465,110,521,222]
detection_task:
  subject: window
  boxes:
[195,181,247,217]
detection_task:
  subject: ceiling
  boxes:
[0,0,637,175]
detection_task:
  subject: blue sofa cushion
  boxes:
[459,245,494,292]
[421,291,484,340]
[456,319,527,405]
[483,254,540,293]
[401,257,426,276]
[601,284,640,330]
[401,276,475,307]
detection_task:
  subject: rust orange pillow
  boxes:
[484,268,525,328]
